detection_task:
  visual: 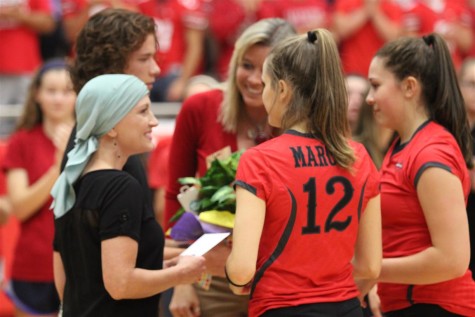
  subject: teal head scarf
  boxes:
[51,74,149,219]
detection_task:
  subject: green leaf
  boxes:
[174,150,244,215]
[216,159,235,179]
[199,198,216,210]
[178,177,201,186]
[199,185,219,198]
[210,186,234,203]
[222,194,236,204]
[209,173,229,186]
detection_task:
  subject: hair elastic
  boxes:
[307,31,317,43]
[422,35,434,47]
[224,265,252,288]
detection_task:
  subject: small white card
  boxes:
[181,233,230,256]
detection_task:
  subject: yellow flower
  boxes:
[199,210,235,229]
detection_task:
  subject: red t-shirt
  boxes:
[206,0,253,80]
[469,6,475,57]
[335,0,402,76]
[236,131,379,317]
[205,0,275,80]
[427,0,473,69]
[0,140,8,258]
[139,0,207,76]
[164,89,237,229]
[0,0,51,74]
[396,0,436,36]
[378,121,475,316]
[0,140,7,198]
[61,0,139,20]
[148,135,173,190]
[0,139,15,317]
[1,125,56,281]
[259,0,331,33]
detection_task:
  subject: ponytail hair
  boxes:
[265,28,355,169]
[376,33,473,168]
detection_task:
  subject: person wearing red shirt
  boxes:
[0,0,54,95]
[204,0,278,81]
[468,0,475,57]
[147,75,218,227]
[332,0,402,76]
[0,142,10,226]
[422,0,473,69]
[364,33,475,317]
[139,0,208,102]
[0,0,55,137]
[164,18,295,317]
[259,0,331,34]
[1,59,75,317]
[459,58,475,281]
[0,140,13,315]
[393,0,437,36]
[148,135,173,226]
[60,0,139,44]
[226,29,381,317]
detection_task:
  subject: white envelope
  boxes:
[181,233,230,256]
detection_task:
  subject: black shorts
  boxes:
[260,297,363,317]
[5,280,60,314]
[385,304,464,317]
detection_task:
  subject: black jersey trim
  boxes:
[414,162,452,188]
[357,180,368,222]
[392,120,431,156]
[250,187,297,299]
[285,129,322,140]
[234,180,257,196]
[406,285,415,305]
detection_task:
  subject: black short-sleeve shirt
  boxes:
[54,170,164,316]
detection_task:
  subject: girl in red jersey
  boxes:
[226,29,382,317]
[164,18,296,317]
[364,34,475,317]
[460,57,475,281]
[1,59,75,317]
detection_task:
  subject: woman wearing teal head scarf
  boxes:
[51,74,206,316]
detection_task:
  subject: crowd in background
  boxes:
[1,0,474,110]
[0,0,474,316]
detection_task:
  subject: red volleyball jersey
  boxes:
[378,121,475,316]
[235,130,379,317]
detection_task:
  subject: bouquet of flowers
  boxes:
[169,149,243,242]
